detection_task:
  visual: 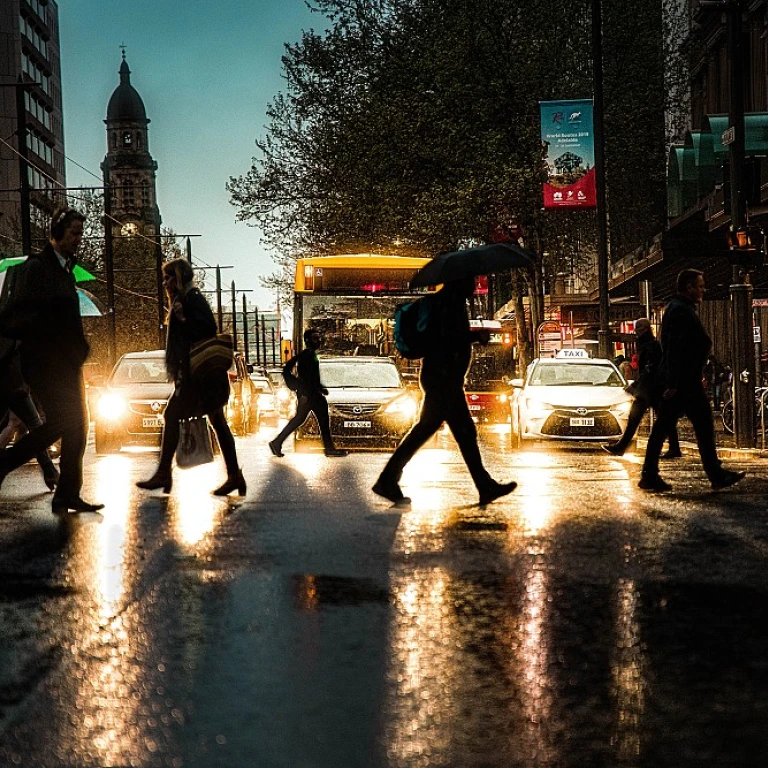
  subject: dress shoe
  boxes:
[268,440,284,457]
[638,475,672,492]
[660,450,682,460]
[372,478,410,504]
[711,470,746,490]
[325,448,349,457]
[43,467,60,492]
[479,480,518,505]
[602,443,625,457]
[136,471,173,493]
[213,469,247,496]
[52,496,105,514]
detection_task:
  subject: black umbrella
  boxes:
[409,242,536,288]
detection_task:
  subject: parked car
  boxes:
[94,350,172,454]
[294,356,420,450]
[226,352,258,436]
[250,374,279,427]
[509,349,633,448]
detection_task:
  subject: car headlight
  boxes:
[496,393,509,404]
[384,395,419,420]
[524,398,554,419]
[610,401,633,415]
[97,393,127,420]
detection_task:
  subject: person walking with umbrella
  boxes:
[373,274,517,505]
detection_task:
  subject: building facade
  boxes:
[0,0,66,254]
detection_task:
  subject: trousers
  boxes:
[379,383,492,491]
[612,396,680,454]
[273,392,334,451]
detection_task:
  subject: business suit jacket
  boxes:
[657,294,711,392]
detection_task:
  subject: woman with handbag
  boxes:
[136,258,245,496]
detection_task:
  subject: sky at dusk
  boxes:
[58,0,323,313]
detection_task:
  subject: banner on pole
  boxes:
[540,99,596,209]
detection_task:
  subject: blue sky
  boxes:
[59,0,323,311]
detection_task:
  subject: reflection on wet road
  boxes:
[1,430,767,766]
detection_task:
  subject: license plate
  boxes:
[142,417,163,428]
[570,417,594,427]
[468,405,481,411]
[343,420,372,428]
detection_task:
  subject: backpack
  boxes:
[282,354,301,392]
[394,295,437,360]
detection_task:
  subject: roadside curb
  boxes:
[636,438,768,460]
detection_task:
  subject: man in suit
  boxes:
[269,327,348,457]
[640,268,745,492]
[0,207,103,514]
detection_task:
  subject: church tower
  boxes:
[101,51,161,238]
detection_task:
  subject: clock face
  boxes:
[121,222,139,237]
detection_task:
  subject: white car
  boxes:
[509,350,633,447]
[249,374,279,427]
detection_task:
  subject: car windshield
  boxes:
[529,362,623,387]
[320,361,402,388]
[111,357,170,385]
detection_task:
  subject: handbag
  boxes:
[175,416,214,468]
[189,333,233,380]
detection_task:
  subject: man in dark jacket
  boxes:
[640,268,745,491]
[268,327,347,457]
[603,317,681,457]
[372,275,517,506]
[0,207,103,513]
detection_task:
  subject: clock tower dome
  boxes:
[100,52,161,236]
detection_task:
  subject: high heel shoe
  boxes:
[136,471,173,493]
[43,467,60,492]
[213,469,246,496]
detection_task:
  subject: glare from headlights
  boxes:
[97,393,128,420]
[610,400,633,415]
[524,397,554,419]
[497,393,509,403]
[384,395,419,419]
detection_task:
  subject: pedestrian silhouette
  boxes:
[0,207,102,513]
[269,328,347,457]
[373,275,517,505]
[603,317,680,458]
[640,269,745,491]
[137,258,245,496]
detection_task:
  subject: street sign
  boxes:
[753,299,768,307]
[722,126,735,146]
[754,326,762,343]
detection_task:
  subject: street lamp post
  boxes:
[702,0,756,446]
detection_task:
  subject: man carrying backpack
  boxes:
[373,275,517,505]
[268,327,347,457]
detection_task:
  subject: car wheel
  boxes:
[95,426,120,455]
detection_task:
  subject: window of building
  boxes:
[123,132,132,147]
[141,180,151,206]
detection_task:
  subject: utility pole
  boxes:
[592,0,611,361]
[242,294,250,363]
[231,281,238,351]
[102,166,116,366]
[254,307,261,365]
[215,265,223,333]
[186,236,192,263]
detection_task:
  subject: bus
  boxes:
[292,254,432,361]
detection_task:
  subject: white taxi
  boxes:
[509,349,633,447]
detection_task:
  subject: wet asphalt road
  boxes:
[1,427,767,767]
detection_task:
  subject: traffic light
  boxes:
[726,224,765,269]
[281,339,293,362]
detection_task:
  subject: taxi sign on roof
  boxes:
[555,348,589,358]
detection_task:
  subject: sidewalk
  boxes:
[636,409,768,459]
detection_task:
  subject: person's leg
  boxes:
[271,396,312,449]
[610,398,648,453]
[682,386,722,480]
[6,393,58,481]
[642,399,679,480]
[0,409,22,448]
[208,408,239,476]
[377,390,444,484]
[443,389,494,491]
[309,394,340,453]
[52,374,88,500]
[157,392,184,473]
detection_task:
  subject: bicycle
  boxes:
[720,386,768,434]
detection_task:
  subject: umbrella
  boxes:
[77,288,106,317]
[409,242,536,289]
[0,257,96,283]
